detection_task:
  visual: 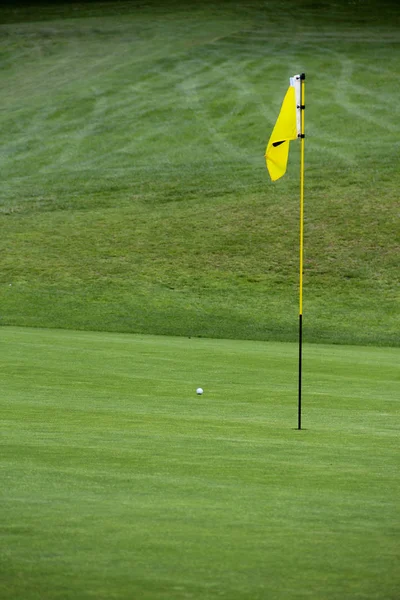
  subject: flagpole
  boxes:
[264,73,306,429]
[298,73,305,430]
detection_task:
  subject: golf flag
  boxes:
[265,73,306,429]
[265,75,302,181]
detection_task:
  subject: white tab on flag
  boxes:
[290,74,302,137]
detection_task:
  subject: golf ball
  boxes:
[196,388,203,395]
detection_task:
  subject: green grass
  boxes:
[1,326,399,599]
[0,0,399,345]
[1,7,399,598]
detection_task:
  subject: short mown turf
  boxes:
[1,327,399,599]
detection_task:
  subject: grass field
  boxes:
[1,326,399,600]
[1,3,399,599]
[0,0,399,345]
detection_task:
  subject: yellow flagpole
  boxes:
[298,73,305,430]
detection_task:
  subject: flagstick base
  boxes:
[298,313,303,430]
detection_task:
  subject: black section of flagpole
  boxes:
[298,313,303,430]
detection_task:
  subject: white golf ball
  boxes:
[196,387,203,395]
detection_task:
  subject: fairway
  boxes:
[1,326,399,600]
[0,0,399,345]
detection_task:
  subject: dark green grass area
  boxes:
[0,0,399,345]
[1,327,399,599]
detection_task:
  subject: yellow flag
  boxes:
[265,76,301,181]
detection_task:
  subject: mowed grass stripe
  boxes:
[1,326,399,600]
[0,1,399,345]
